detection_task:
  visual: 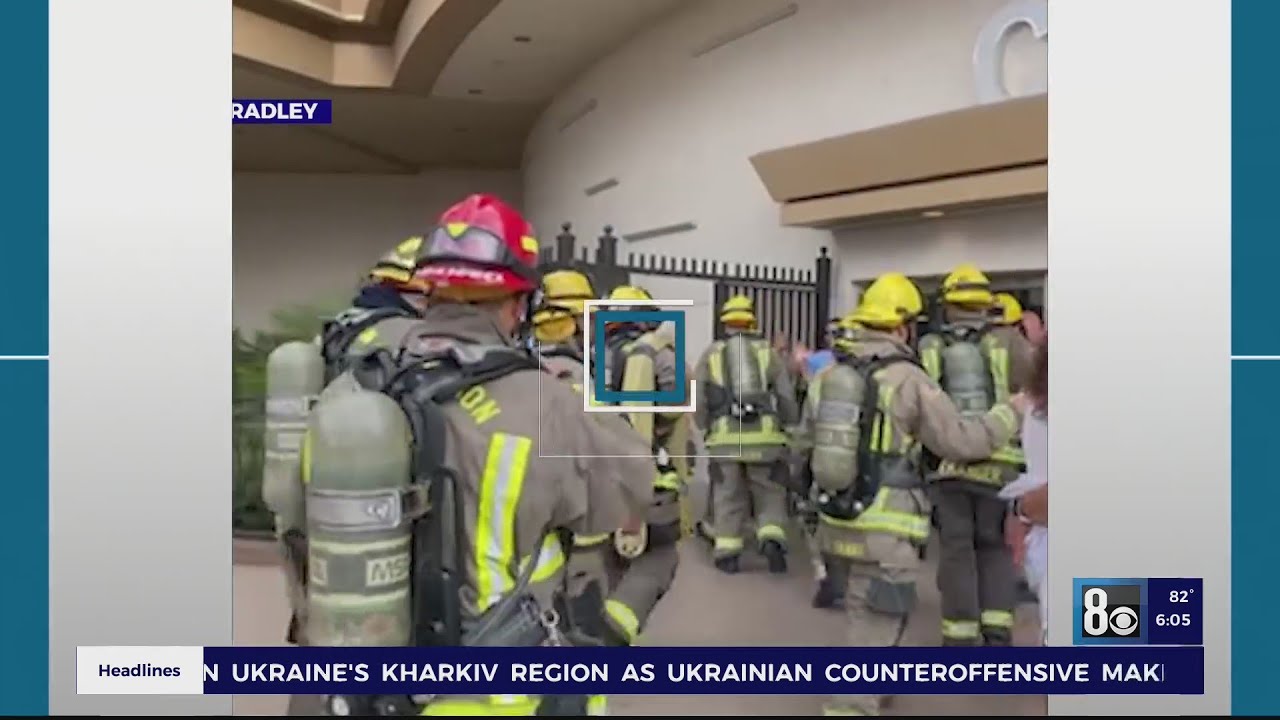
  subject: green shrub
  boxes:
[232,300,346,532]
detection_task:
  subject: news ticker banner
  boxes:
[78,646,1205,697]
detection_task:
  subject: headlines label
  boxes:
[77,646,1206,696]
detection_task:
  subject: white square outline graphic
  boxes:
[532,298,746,460]
[581,299,697,415]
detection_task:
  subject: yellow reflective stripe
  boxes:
[819,512,860,529]
[982,334,1011,399]
[655,471,681,491]
[574,533,611,547]
[421,695,539,716]
[850,488,929,541]
[587,695,609,716]
[705,427,789,446]
[756,523,786,542]
[991,447,1026,464]
[357,327,379,345]
[942,619,981,639]
[989,404,1018,435]
[620,352,656,443]
[299,429,313,485]
[755,344,770,378]
[474,433,533,613]
[518,534,566,584]
[707,342,725,385]
[605,598,640,642]
[829,539,866,559]
[876,380,897,452]
[714,536,744,551]
[981,609,1015,628]
[851,511,929,542]
[921,346,942,382]
[989,345,1010,404]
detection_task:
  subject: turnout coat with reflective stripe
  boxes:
[402,304,655,619]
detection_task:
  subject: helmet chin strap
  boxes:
[514,290,540,349]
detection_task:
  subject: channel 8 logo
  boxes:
[1076,581,1145,644]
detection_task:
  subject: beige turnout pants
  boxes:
[709,460,789,558]
[818,524,922,716]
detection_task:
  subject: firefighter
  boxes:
[807,311,863,610]
[694,294,799,574]
[796,271,1028,716]
[595,284,685,646]
[529,268,656,715]
[918,264,1029,647]
[989,292,1036,392]
[261,236,430,651]
[319,236,434,382]
[300,194,654,717]
[531,268,597,390]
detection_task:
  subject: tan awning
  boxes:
[749,93,1047,227]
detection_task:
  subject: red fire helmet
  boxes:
[414,193,541,297]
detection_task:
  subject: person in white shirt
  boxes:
[1000,339,1049,642]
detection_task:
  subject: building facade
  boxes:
[233,0,1048,345]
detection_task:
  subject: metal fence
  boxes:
[539,223,833,348]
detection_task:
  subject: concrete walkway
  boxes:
[231,533,1045,716]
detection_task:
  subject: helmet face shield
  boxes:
[425,225,518,270]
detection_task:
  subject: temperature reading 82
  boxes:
[1169,589,1196,603]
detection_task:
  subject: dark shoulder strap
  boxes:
[852,353,921,459]
[358,345,537,648]
[321,306,412,368]
[608,335,634,395]
[540,343,583,364]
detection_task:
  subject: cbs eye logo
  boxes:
[1082,586,1141,638]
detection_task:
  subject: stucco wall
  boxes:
[832,201,1048,314]
[233,170,521,331]
[521,0,1049,301]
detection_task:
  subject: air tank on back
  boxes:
[304,389,415,647]
[810,363,868,495]
[722,333,765,408]
[262,340,325,535]
[939,337,992,416]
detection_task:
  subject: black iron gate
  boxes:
[539,223,833,348]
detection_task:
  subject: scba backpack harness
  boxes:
[319,305,417,383]
[309,341,572,716]
[812,352,921,522]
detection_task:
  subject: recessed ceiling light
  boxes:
[467,88,483,96]
[513,35,532,43]
[921,209,945,218]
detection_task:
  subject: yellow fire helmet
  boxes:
[367,235,431,292]
[941,263,994,307]
[719,294,756,328]
[531,303,578,344]
[849,272,924,330]
[993,292,1023,325]
[542,269,596,315]
[604,284,658,331]
[607,284,654,304]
